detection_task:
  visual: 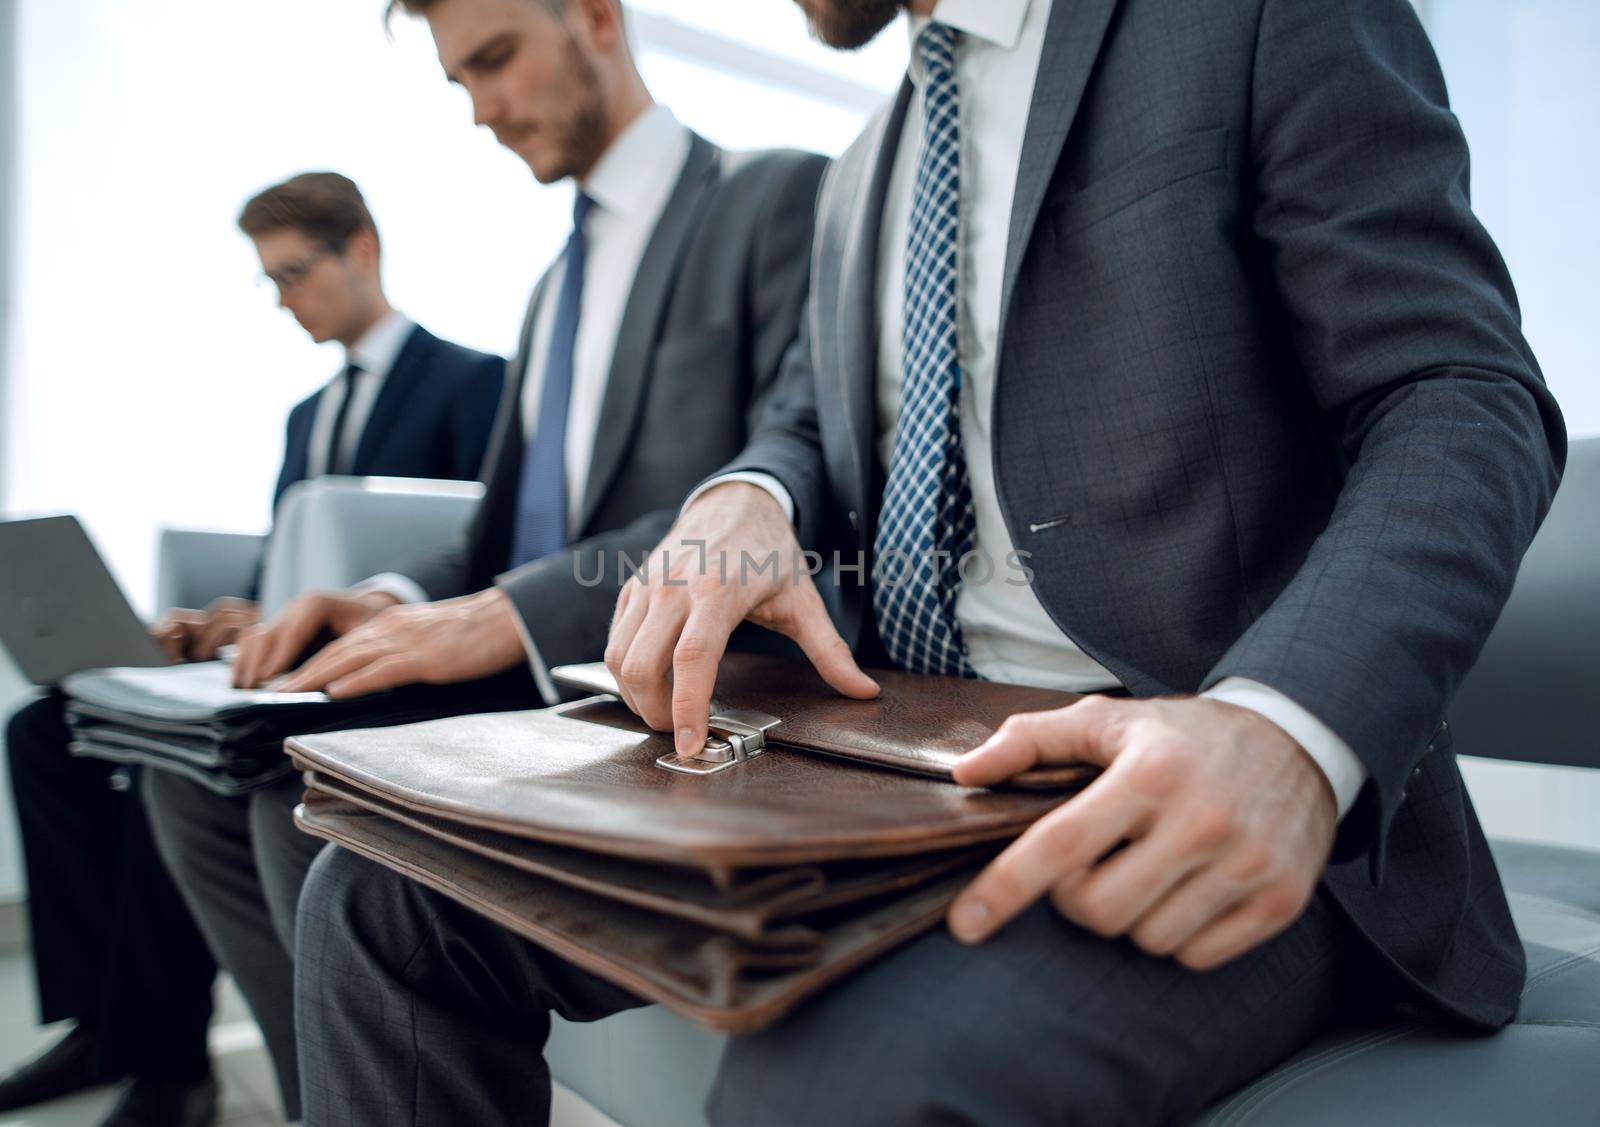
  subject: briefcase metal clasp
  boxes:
[655,708,782,776]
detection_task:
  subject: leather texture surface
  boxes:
[289,708,1061,866]
[285,656,1097,1030]
[286,668,1084,869]
[296,791,986,1032]
[307,770,993,940]
[1189,843,1600,1126]
[552,655,1096,789]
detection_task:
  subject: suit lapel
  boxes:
[997,0,1122,352]
[350,324,428,473]
[279,403,314,502]
[832,82,913,519]
[573,133,721,535]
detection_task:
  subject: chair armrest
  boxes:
[155,528,267,612]
[259,476,484,616]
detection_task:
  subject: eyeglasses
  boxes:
[259,241,343,292]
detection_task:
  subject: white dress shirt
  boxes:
[707,0,1368,817]
[521,104,692,527]
[304,308,414,478]
[366,106,692,703]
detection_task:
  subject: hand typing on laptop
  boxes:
[150,597,261,664]
[234,587,526,698]
[231,588,399,688]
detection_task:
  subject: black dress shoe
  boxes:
[100,1071,219,1127]
[0,1024,120,1111]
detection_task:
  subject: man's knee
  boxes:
[296,845,435,980]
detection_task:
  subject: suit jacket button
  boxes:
[847,510,859,529]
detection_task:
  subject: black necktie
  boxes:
[325,362,362,476]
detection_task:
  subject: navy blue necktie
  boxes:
[873,23,976,677]
[510,193,594,569]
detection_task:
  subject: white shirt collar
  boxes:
[908,0,1032,78]
[578,103,690,220]
[346,308,413,377]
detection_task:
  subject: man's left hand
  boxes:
[151,597,262,663]
[273,588,526,698]
[948,695,1337,971]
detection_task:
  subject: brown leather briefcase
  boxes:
[287,655,1093,1032]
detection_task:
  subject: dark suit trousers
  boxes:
[297,845,1379,1127]
[143,770,325,1121]
[4,694,215,1080]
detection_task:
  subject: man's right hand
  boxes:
[232,589,400,689]
[605,481,879,758]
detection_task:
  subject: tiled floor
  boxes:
[0,953,287,1127]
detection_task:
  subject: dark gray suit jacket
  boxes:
[404,135,827,672]
[718,0,1565,1027]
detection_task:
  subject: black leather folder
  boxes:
[64,660,536,795]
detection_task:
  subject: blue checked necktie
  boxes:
[873,23,977,678]
[510,192,594,569]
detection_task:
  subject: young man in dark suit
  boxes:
[297,0,1567,1124]
[0,172,502,1127]
[139,0,826,1119]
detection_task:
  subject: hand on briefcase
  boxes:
[288,654,1095,1031]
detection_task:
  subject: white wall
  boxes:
[0,0,905,617]
[1425,0,1600,440]
[0,0,27,901]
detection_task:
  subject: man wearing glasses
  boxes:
[0,170,502,1127]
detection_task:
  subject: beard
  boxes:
[546,34,609,183]
[797,0,905,50]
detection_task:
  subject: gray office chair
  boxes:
[154,528,266,612]
[1192,435,1600,1125]
[156,478,486,618]
[544,438,1600,1126]
[258,476,484,616]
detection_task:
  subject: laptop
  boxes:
[0,515,168,685]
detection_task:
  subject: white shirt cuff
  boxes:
[357,573,430,606]
[682,472,795,523]
[1202,677,1368,820]
[496,580,561,707]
